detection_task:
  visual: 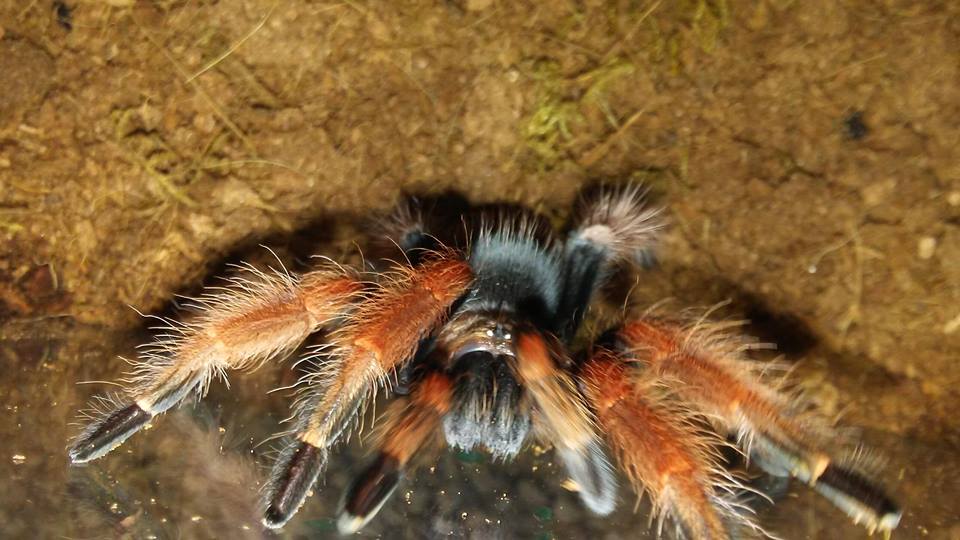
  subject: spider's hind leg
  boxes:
[557,186,664,339]
[373,194,472,267]
[373,198,434,264]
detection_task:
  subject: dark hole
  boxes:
[54,1,72,31]
[741,292,819,358]
[843,110,869,141]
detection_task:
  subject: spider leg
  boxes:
[337,371,453,534]
[513,329,618,515]
[68,265,362,464]
[557,186,664,339]
[616,317,902,534]
[262,256,472,528]
[372,197,441,267]
[581,347,746,539]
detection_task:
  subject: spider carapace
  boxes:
[68,187,901,538]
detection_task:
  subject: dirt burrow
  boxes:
[1,1,958,444]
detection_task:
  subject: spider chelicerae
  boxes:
[68,187,901,538]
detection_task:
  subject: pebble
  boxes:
[917,236,937,259]
[944,313,960,335]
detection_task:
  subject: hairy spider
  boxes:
[68,187,901,538]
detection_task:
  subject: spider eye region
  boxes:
[489,322,512,341]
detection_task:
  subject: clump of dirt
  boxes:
[1,1,958,537]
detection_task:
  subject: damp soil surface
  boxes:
[1,1,958,539]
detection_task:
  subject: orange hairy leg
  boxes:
[68,265,362,464]
[338,372,453,534]
[297,257,473,448]
[263,256,472,528]
[513,330,618,515]
[619,318,829,483]
[619,317,902,534]
[581,349,741,539]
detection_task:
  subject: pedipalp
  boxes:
[338,371,454,534]
[513,328,619,516]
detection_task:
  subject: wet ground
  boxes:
[1,321,957,540]
[1,0,959,539]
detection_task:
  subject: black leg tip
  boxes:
[262,505,291,529]
[337,452,402,534]
[68,445,95,465]
[262,440,325,530]
[68,403,152,464]
[817,464,903,532]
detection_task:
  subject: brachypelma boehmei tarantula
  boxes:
[68,187,901,538]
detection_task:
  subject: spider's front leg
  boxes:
[68,264,362,464]
[614,317,902,535]
[580,347,747,539]
[262,256,472,528]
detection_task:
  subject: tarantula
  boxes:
[68,187,901,538]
